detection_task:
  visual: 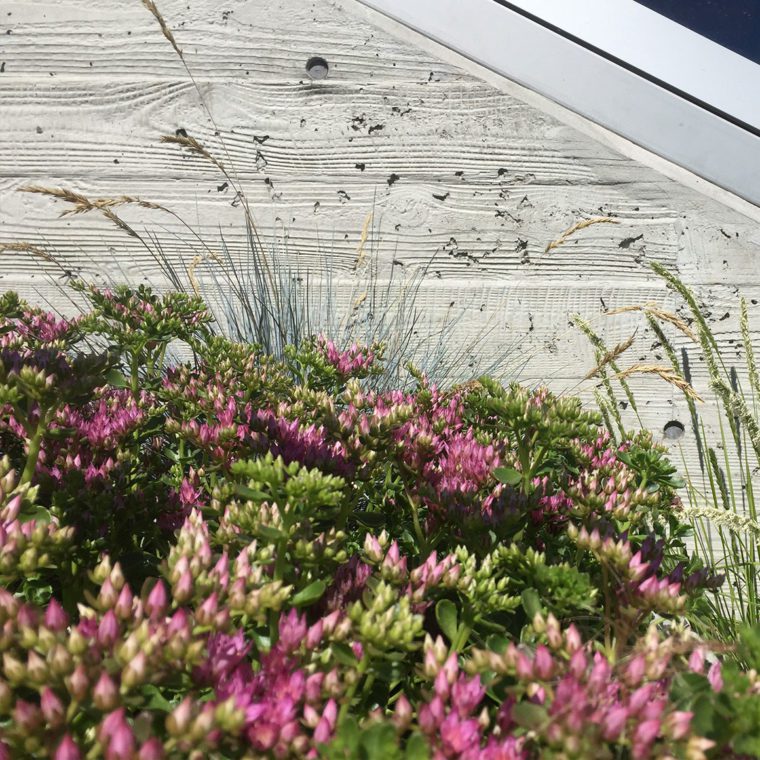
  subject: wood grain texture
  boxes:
[0,0,463,81]
[1,0,759,483]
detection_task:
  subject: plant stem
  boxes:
[406,489,427,556]
[451,623,472,654]
[130,353,140,394]
[20,409,49,486]
[361,670,376,701]
[268,610,279,646]
[338,655,369,724]
[601,564,613,654]
[518,437,532,495]
[274,540,287,583]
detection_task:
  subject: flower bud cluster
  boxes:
[166,509,291,623]
[0,283,745,758]
[0,531,356,759]
[315,337,379,379]
[453,546,521,617]
[467,614,714,759]
[80,283,211,340]
[570,525,689,616]
[564,465,654,522]
[0,562,218,757]
[347,580,424,653]
[0,461,73,583]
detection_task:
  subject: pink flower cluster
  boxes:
[571,524,707,618]
[363,532,461,608]
[194,612,341,756]
[469,616,715,760]
[560,433,653,522]
[39,391,150,486]
[0,310,78,348]
[0,285,737,758]
[316,338,377,378]
[87,284,209,332]
[0,525,352,758]
[252,409,353,477]
[418,644,528,760]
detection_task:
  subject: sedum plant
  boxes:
[0,282,755,758]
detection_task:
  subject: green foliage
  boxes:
[229,454,346,523]
[321,718,429,760]
[672,625,760,756]
[492,544,598,619]
[0,278,747,757]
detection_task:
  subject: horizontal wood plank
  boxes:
[0,0,463,81]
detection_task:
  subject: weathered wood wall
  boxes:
[1,0,759,475]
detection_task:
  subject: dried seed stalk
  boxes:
[100,208,139,239]
[616,364,704,403]
[740,297,760,400]
[650,261,721,381]
[573,314,638,416]
[545,217,620,253]
[0,242,56,263]
[354,212,373,270]
[584,333,636,380]
[21,185,166,217]
[606,301,696,342]
[187,255,203,297]
[160,135,226,173]
[141,0,183,59]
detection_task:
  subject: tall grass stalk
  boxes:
[576,263,760,641]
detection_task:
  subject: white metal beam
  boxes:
[356,0,760,209]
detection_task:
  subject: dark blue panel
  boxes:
[635,1,760,65]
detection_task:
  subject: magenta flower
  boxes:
[440,712,481,755]
[707,662,723,692]
[316,338,377,377]
[43,598,69,632]
[137,738,165,760]
[323,556,372,611]
[278,609,309,653]
[601,705,629,741]
[664,710,693,741]
[93,672,120,711]
[103,710,136,760]
[146,580,168,619]
[97,610,120,648]
[632,718,661,759]
[53,735,82,760]
[196,631,253,698]
[40,687,65,726]
[313,698,338,744]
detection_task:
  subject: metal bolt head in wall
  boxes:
[663,420,685,441]
[306,56,329,80]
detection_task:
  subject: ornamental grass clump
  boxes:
[0,283,758,758]
[575,264,760,646]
